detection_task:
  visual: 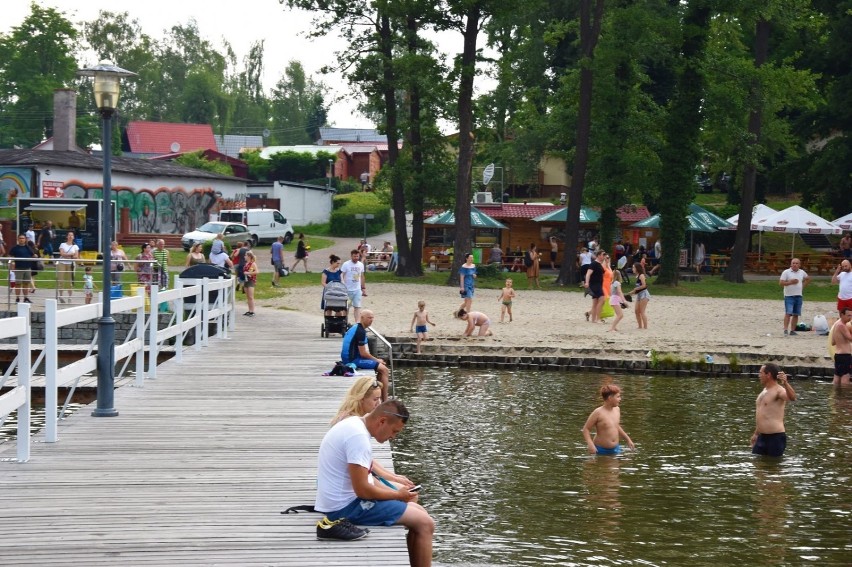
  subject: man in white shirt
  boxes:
[779,258,811,336]
[832,259,852,314]
[340,249,366,323]
[58,231,80,303]
[315,400,434,564]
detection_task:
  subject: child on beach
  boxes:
[497,278,517,323]
[607,271,626,332]
[581,384,635,455]
[409,300,436,354]
[83,266,94,304]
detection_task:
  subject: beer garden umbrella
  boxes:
[530,206,601,223]
[752,205,842,254]
[424,206,507,229]
[832,213,852,231]
[725,203,778,259]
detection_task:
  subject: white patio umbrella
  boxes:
[832,213,852,231]
[725,203,777,259]
[753,205,842,254]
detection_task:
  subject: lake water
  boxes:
[391,368,852,566]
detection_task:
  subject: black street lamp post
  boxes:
[78,62,137,418]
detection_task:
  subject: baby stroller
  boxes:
[321,281,350,338]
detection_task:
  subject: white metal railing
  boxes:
[368,327,395,399]
[0,303,32,462]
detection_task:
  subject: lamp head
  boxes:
[78,62,137,114]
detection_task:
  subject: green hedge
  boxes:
[330,193,391,237]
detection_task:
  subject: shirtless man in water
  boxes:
[830,307,852,386]
[751,363,797,457]
[582,384,635,455]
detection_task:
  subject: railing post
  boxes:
[16,302,31,462]
[201,278,210,347]
[228,277,236,332]
[44,299,59,443]
[148,284,159,380]
[135,286,146,387]
[175,277,184,363]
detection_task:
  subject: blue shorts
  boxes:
[346,288,363,308]
[752,432,787,457]
[595,444,622,455]
[784,295,803,316]
[327,497,407,527]
[415,325,427,334]
[350,357,379,370]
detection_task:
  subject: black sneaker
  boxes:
[316,517,369,541]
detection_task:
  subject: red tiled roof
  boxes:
[424,203,651,222]
[125,121,217,154]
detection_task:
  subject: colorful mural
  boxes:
[52,181,218,235]
[0,168,33,219]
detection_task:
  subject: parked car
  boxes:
[218,208,294,246]
[181,221,249,251]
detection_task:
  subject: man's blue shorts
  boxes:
[351,357,379,370]
[326,497,407,527]
[752,432,787,457]
[784,295,803,316]
[595,444,622,455]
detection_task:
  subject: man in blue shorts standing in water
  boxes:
[315,400,435,566]
[341,309,389,400]
[751,363,797,457]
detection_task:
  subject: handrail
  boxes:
[367,327,395,399]
[0,303,32,462]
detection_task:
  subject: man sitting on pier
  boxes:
[315,400,435,566]
[341,309,389,401]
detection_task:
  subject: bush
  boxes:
[330,193,391,237]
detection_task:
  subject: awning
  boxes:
[24,203,87,212]
[631,212,717,232]
[531,206,600,223]
[424,206,507,229]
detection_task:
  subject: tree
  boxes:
[269,61,328,145]
[0,3,79,148]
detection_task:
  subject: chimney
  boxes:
[53,88,78,152]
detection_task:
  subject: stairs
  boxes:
[798,233,834,251]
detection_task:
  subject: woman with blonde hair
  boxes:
[331,377,413,490]
[331,376,383,425]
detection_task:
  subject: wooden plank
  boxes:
[0,309,408,566]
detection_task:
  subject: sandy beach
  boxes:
[265,281,839,369]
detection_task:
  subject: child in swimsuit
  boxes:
[497,278,517,323]
[409,300,436,354]
[457,308,493,337]
[582,383,635,456]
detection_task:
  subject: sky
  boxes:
[5,0,440,130]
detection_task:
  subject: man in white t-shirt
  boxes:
[832,259,852,313]
[315,400,434,562]
[779,257,811,336]
[340,249,366,323]
[58,231,80,303]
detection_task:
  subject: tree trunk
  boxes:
[725,18,770,283]
[449,3,481,286]
[556,0,604,286]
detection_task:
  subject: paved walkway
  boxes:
[0,308,408,566]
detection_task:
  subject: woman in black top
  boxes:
[291,233,309,273]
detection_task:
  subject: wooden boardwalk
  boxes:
[0,308,409,566]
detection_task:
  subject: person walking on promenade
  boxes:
[779,258,810,336]
[830,308,852,387]
[37,220,55,258]
[153,238,170,290]
[291,233,309,273]
[135,243,154,292]
[341,309,389,400]
[630,262,651,329]
[341,249,366,324]
[409,300,436,354]
[271,235,286,287]
[57,231,79,303]
[582,383,635,455]
[525,243,541,289]
[751,363,797,457]
[185,242,205,266]
[110,241,129,284]
[243,250,258,317]
[9,234,35,303]
[459,253,477,311]
[315,400,434,564]
[497,278,517,323]
[832,259,852,313]
[584,251,605,323]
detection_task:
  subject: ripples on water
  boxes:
[392,368,852,566]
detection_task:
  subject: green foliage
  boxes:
[175,151,234,176]
[266,150,336,182]
[329,192,391,237]
[728,352,740,373]
[269,61,328,145]
[242,149,271,181]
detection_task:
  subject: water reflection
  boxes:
[393,368,852,566]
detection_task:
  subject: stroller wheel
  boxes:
[321,323,326,338]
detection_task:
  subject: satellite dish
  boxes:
[262,128,270,139]
[483,163,495,185]
[170,141,181,152]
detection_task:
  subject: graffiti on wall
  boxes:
[56,181,218,234]
[0,168,32,219]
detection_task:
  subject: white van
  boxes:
[218,209,295,246]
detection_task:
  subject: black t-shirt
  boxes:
[588,262,604,288]
[10,244,35,269]
[295,240,307,259]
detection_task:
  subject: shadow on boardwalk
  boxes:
[0,308,408,566]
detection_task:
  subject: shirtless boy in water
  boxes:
[751,363,797,457]
[582,384,635,455]
[830,307,852,386]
